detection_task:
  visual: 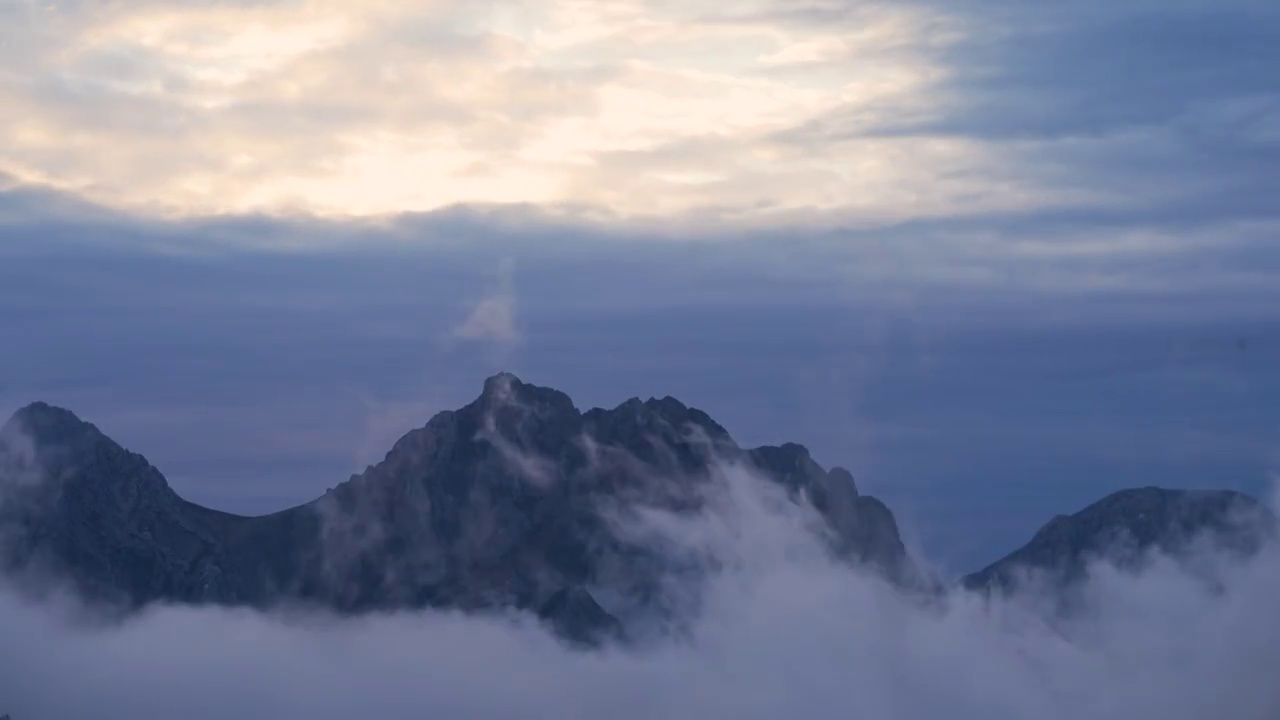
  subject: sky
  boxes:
[2,0,1279,573]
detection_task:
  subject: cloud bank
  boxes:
[1,464,1277,720]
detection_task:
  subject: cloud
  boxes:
[1,464,1278,719]
[2,0,1277,238]
[1,0,1275,237]
[452,257,519,344]
[0,0,990,222]
[782,0,1280,228]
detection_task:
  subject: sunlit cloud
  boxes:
[1,0,1275,234]
[0,0,1029,222]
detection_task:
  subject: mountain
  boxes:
[0,373,918,643]
[5,375,1273,642]
[962,487,1275,594]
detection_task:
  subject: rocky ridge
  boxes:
[0,373,917,643]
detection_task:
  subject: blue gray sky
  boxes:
[2,0,1278,573]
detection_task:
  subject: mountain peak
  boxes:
[2,400,172,503]
[8,400,92,431]
[475,372,578,416]
[4,401,109,452]
[481,371,522,396]
[1,403,183,607]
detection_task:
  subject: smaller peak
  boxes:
[6,402,100,442]
[12,400,78,422]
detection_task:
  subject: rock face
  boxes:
[0,373,917,643]
[963,487,1275,594]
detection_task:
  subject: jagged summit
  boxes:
[476,372,577,412]
[473,372,730,440]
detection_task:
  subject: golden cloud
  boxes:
[0,0,1082,223]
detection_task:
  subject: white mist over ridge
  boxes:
[1,465,1277,720]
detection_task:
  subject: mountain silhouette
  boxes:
[2,374,1273,642]
[0,373,919,643]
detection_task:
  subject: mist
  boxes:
[1,463,1276,720]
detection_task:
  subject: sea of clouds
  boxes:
[1,460,1277,720]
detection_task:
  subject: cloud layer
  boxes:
[1,464,1277,720]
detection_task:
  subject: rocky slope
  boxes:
[0,373,917,643]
